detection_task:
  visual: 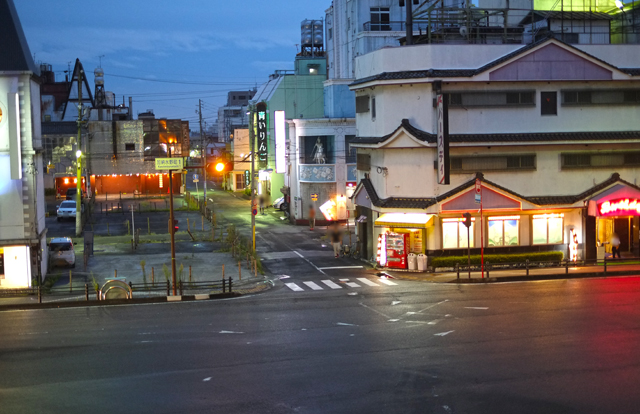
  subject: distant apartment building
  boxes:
[217,90,256,143]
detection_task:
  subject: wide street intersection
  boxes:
[2,187,640,414]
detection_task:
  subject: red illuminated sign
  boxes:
[599,199,640,216]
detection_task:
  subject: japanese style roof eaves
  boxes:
[350,37,640,87]
[357,173,640,210]
[352,119,640,146]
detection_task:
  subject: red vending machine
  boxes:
[385,232,409,269]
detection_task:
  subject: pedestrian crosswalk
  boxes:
[284,278,398,292]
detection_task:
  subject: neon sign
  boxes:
[599,199,640,216]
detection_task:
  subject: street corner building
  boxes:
[348,35,640,268]
[0,0,48,287]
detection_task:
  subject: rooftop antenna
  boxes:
[98,55,105,68]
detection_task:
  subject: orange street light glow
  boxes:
[215,162,225,172]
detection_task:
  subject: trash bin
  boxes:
[407,253,417,271]
[417,254,427,271]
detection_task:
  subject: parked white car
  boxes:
[49,237,76,268]
[57,200,84,221]
[273,196,287,211]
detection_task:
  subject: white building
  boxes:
[0,0,48,287]
[349,37,640,265]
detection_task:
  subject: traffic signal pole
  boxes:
[169,169,177,295]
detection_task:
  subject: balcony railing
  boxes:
[362,21,407,32]
[299,164,336,182]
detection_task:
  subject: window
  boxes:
[532,214,564,245]
[125,143,135,151]
[371,97,376,120]
[563,91,592,104]
[541,92,557,115]
[236,174,245,190]
[562,89,640,106]
[370,7,390,31]
[299,136,335,164]
[561,152,640,169]
[450,155,536,173]
[345,135,357,164]
[487,216,520,246]
[443,218,475,249]
[448,91,535,107]
[356,96,370,113]
[328,28,333,39]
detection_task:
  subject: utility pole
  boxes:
[199,99,207,206]
[75,69,84,237]
[249,105,256,251]
[168,147,177,295]
[406,0,414,46]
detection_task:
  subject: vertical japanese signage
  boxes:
[256,102,268,167]
[475,179,482,204]
[274,110,286,174]
[436,94,450,185]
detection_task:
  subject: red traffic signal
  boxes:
[462,212,472,228]
[172,219,179,235]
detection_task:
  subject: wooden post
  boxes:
[222,264,225,279]
[85,283,89,301]
[201,216,204,231]
[168,219,171,234]
[69,270,73,293]
[189,265,192,282]
[114,269,117,278]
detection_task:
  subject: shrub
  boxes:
[243,188,251,197]
[430,251,564,268]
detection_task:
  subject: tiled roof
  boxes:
[0,0,39,73]
[350,37,640,87]
[357,173,638,210]
[519,11,613,26]
[351,119,640,146]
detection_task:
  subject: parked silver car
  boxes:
[57,200,84,221]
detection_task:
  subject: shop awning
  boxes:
[375,213,435,229]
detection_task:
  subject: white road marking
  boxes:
[357,278,380,287]
[465,307,489,310]
[378,279,398,286]
[318,266,364,270]
[434,330,455,337]
[321,280,342,289]
[345,282,361,288]
[359,302,391,319]
[293,250,327,275]
[203,377,212,382]
[347,292,358,296]
[388,319,400,322]
[285,283,304,292]
[293,251,304,258]
[339,278,350,281]
[392,301,402,305]
[219,331,244,334]
[337,322,356,326]
[428,319,442,325]
[303,281,323,291]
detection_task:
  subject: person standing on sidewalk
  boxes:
[328,222,343,258]
[308,205,316,230]
[611,233,621,259]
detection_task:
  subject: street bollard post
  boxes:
[85,283,89,301]
[486,261,490,278]
[189,265,192,283]
[129,281,133,299]
[38,285,42,303]
[229,277,233,292]
[254,260,258,278]
[222,277,226,293]
[69,270,72,293]
[238,262,241,280]
[526,259,529,276]
[166,280,170,296]
[456,263,459,279]
[201,216,204,231]
[179,280,183,296]
[565,259,569,274]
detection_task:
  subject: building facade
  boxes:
[0,0,48,287]
[349,37,640,265]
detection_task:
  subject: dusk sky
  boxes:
[16,0,328,127]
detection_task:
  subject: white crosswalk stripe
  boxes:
[303,281,323,290]
[357,278,380,287]
[285,283,304,292]
[345,282,361,288]
[377,278,398,286]
[321,280,343,289]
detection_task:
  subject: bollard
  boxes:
[179,280,183,296]
[222,264,225,279]
[526,259,529,276]
[38,285,42,303]
[222,277,226,293]
[565,259,569,274]
[69,270,73,293]
[151,267,155,286]
[456,263,459,279]
[238,261,241,280]
[129,281,133,299]
[114,269,117,278]
[166,280,170,296]
[189,265,192,283]
[229,277,233,293]
[604,256,607,274]
[85,283,89,301]
[486,261,490,278]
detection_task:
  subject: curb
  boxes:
[449,269,640,283]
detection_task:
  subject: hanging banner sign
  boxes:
[475,179,481,204]
[436,94,450,185]
[256,102,268,167]
[155,157,183,170]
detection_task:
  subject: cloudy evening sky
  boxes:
[16,0,328,127]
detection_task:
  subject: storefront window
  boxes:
[443,218,474,249]
[532,214,564,244]
[487,216,520,246]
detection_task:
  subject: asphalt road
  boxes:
[2,276,640,414]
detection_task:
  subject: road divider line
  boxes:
[303,281,323,291]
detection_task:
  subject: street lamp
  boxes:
[75,150,82,237]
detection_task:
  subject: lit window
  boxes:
[487,216,520,246]
[532,214,564,245]
[159,175,163,188]
[64,178,69,184]
[442,218,475,249]
[73,178,77,184]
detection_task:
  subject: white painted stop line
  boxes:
[321,280,343,289]
[285,283,304,292]
[303,281,323,291]
[357,278,380,287]
[378,278,398,286]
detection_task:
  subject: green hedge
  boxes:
[430,251,564,268]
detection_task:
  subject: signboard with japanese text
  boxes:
[475,179,482,204]
[154,157,184,170]
[436,94,450,185]
[244,170,250,187]
[256,102,268,167]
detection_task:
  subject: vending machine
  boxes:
[385,232,409,269]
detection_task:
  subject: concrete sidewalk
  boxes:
[386,261,640,283]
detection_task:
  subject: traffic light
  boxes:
[462,212,472,228]
[172,219,179,235]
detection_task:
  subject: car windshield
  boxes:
[60,201,75,208]
[50,242,72,252]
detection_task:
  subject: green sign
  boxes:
[155,158,184,170]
